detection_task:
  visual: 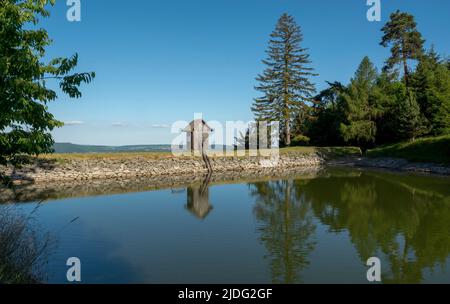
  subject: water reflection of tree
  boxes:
[303,170,450,283]
[186,173,213,219]
[250,179,316,283]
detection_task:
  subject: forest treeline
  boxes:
[252,11,450,151]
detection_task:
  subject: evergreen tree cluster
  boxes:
[254,11,450,150]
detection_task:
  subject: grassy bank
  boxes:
[281,146,361,158]
[40,151,174,161]
[367,135,450,165]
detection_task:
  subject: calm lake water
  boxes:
[10,167,450,283]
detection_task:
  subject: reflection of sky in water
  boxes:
[16,168,450,283]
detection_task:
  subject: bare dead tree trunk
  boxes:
[201,134,212,173]
[285,117,291,146]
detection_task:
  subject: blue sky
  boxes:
[41,0,450,145]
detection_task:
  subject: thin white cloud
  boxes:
[151,124,170,129]
[112,122,127,127]
[64,121,84,126]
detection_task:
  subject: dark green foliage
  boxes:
[340,57,382,151]
[313,81,345,109]
[380,10,425,86]
[395,90,428,140]
[0,0,95,184]
[307,107,343,146]
[253,13,317,146]
[296,10,449,154]
[371,72,403,144]
[306,82,346,146]
[412,48,450,135]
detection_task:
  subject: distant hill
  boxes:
[53,143,172,154]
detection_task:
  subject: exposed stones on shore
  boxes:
[2,154,324,184]
[330,157,450,176]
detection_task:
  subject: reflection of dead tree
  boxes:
[202,152,212,173]
[186,173,213,219]
[0,204,52,283]
[202,133,212,173]
[200,171,212,196]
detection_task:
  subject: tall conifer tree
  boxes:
[252,14,316,146]
[380,10,424,87]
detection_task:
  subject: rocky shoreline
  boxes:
[329,157,450,176]
[2,154,324,184]
[2,154,449,186]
